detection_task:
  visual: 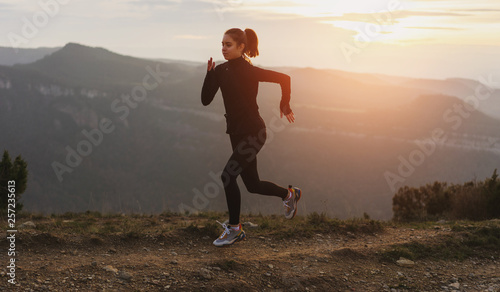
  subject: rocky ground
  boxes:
[1,213,499,291]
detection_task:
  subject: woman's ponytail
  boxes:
[244,28,259,58]
[224,28,260,63]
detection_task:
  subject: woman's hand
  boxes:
[207,57,215,71]
[281,110,295,123]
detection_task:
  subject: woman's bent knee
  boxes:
[245,183,260,194]
[221,169,237,187]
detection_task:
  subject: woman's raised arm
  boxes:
[201,57,219,106]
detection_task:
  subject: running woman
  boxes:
[201,28,302,247]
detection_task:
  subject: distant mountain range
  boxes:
[0,46,61,66]
[1,43,499,219]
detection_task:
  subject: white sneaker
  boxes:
[283,185,302,219]
[213,221,246,247]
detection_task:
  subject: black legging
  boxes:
[221,130,288,225]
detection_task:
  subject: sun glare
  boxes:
[249,0,403,17]
[315,0,396,14]
[249,0,500,46]
[266,0,410,43]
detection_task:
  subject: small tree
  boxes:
[424,182,451,217]
[0,150,28,212]
[392,185,426,221]
[484,169,500,219]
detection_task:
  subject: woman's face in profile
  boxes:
[221,34,244,60]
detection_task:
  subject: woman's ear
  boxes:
[238,43,246,54]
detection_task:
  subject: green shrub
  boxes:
[0,150,28,213]
[393,169,500,221]
[392,182,450,221]
[485,169,500,218]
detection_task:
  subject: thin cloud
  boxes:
[0,1,36,13]
[317,10,470,25]
[451,8,500,12]
[174,35,209,40]
[392,38,440,45]
[126,0,182,9]
[406,26,465,30]
[397,10,471,17]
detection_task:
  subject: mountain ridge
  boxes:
[0,45,60,66]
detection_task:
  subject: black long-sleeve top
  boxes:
[201,56,291,134]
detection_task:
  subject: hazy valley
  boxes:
[1,43,500,219]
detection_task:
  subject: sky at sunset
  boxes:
[1,0,499,80]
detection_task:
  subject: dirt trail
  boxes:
[1,217,499,291]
